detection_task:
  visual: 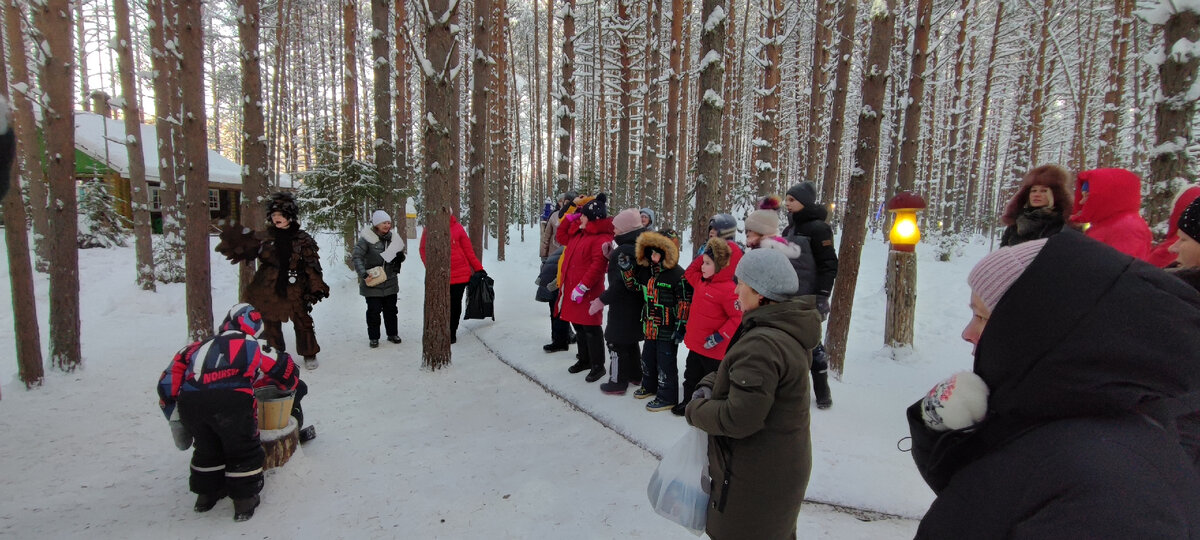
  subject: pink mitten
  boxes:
[588,298,604,315]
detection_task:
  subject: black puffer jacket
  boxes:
[912,231,1200,539]
[600,228,646,344]
[782,204,837,297]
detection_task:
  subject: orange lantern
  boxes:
[886,192,927,252]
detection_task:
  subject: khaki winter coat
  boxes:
[685,297,821,540]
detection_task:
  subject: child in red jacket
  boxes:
[674,237,742,415]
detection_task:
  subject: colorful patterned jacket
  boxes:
[623,231,690,342]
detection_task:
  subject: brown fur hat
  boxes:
[1001,165,1073,226]
[635,231,680,269]
[705,237,732,273]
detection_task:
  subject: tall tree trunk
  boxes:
[546,0,557,193]
[421,0,460,369]
[675,0,693,230]
[1068,1,1101,173]
[469,0,492,259]
[1147,3,1199,233]
[556,0,577,192]
[114,0,155,292]
[643,0,664,210]
[966,1,1003,232]
[819,0,859,210]
[663,0,685,228]
[0,28,44,390]
[753,0,783,196]
[494,0,511,260]
[1026,0,1053,166]
[1097,0,1133,167]
[804,1,835,184]
[939,0,969,232]
[267,0,290,185]
[827,0,893,376]
[395,0,413,240]
[238,0,269,301]
[616,0,634,190]
[343,0,360,160]
[5,1,50,273]
[33,0,82,371]
[373,0,396,222]
[692,0,725,250]
[177,1,214,342]
[76,1,89,112]
[895,0,931,193]
[148,0,186,284]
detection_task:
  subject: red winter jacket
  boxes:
[419,215,484,284]
[555,216,615,326]
[1148,186,1200,268]
[683,242,743,360]
[1069,168,1151,261]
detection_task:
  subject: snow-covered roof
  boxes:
[73,111,293,188]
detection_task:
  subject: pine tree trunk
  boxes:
[373,0,396,223]
[0,28,44,390]
[1027,0,1053,166]
[692,0,725,251]
[495,0,511,261]
[753,0,783,196]
[113,0,156,292]
[238,0,269,301]
[966,2,1003,233]
[819,0,859,210]
[643,0,664,210]
[469,0,492,260]
[940,0,969,232]
[895,0,931,193]
[675,0,693,230]
[827,0,894,375]
[6,1,50,273]
[343,0,360,160]
[556,0,577,191]
[177,1,214,342]
[1097,0,1133,167]
[395,0,413,240]
[148,0,186,284]
[1069,1,1101,173]
[804,1,835,185]
[616,0,634,190]
[1148,5,1199,233]
[421,0,460,369]
[33,0,82,371]
[662,0,685,229]
[547,0,558,193]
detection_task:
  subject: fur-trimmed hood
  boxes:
[757,235,805,260]
[705,236,732,273]
[635,231,680,269]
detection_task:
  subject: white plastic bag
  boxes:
[647,427,710,536]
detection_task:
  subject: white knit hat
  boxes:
[371,210,392,226]
[967,238,1048,313]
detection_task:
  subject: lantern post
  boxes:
[884,192,927,348]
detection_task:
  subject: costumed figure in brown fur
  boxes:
[216,192,330,369]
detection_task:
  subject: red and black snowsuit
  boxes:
[158,305,299,500]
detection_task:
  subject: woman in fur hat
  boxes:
[353,210,407,348]
[999,164,1072,247]
[216,192,329,370]
[555,193,615,382]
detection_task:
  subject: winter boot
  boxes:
[194,490,227,513]
[646,398,677,412]
[232,494,260,522]
[599,380,629,395]
[812,371,833,409]
[387,335,403,344]
[568,359,590,374]
[369,339,379,348]
[543,342,570,352]
[298,425,317,443]
[303,356,319,370]
[585,366,607,383]
[633,387,656,399]
[671,402,687,416]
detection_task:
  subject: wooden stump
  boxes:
[884,249,918,348]
[261,417,299,470]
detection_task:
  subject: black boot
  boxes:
[194,490,227,513]
[585,366,606,383]
[812,371,832,409]
[233,494,260,522]
[543,342,569,352]
[568,359,590,374]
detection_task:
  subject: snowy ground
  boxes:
[0,223,997,538]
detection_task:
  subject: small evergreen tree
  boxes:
[76,180,128,249]
[295,134,386,268]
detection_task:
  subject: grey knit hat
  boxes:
[735,248,799,302]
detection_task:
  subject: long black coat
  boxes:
[782,206,837,297]
[913,231,1200,538]
[600,228,646,344]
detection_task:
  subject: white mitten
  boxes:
[921,371,989,432]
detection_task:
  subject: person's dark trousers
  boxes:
[450,283,468,338]
[549,291,575,345]
[290,380,308,429]
[365,294,399,340]
[262,312,321,357]
[641,339,680,403]
[606,341,642,383]
[572,323,605,368]
[680,350,720,407]
[178,390,265,500]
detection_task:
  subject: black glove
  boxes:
[673,327,686,345]
[396,250,406,264]
[817,295,830,318]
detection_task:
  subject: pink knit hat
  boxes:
[967,238,1049,313]
[612,208,643,235]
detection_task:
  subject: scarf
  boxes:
[273,222,299,298]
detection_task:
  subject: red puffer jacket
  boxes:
[419,215,484,284]
[555,217,615,325]
[1069,168,1151,261]
[683,241,743,360]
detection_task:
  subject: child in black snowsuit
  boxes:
[592,208,647,395]
[157,303,299,522]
